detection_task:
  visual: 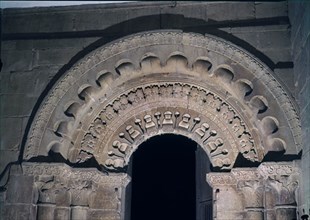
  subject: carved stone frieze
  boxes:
[206,162,299,220]
[22,163,130,186]
[232,169,264,210]
[2,163,131,220]
[231,169,260,182]
[258,162,299,206]
[206,163,299,220]
[15,163,130,216]
[24,31,301,172]
[258,162,296,179]
[73,82,265,171]
[207,173,237,186]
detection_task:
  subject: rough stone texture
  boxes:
[209,162,300,220]
[0,36,100,176]
[0,162,300,220]
[0,1,308,219]
[0,1,295,175]
[21,32,300,175]
[1,163,129,220]
[289,1,310,217]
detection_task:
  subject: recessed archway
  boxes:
[24,31,301,169]
[20,31,302,220]
[129,134,212,220]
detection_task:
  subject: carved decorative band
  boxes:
[24,31,300,168]
[21,163,130,186]
[76,82,263,171]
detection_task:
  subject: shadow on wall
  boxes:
[0,13,292,178]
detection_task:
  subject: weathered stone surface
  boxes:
[0,192,5,219]
[1,41,16,51]
[54,207,70,220]
[87,210,120,220]
[0,94,38,117]
[71,191,90,207]
[254,1,288,18]
[289,1,310,216]
[244,211,264,220]
[206,2,254,21]
[3,2,287,35]
[299,77,310,112]
[37,205,55,220]
[2,163,130,219]
[36,48,81,66]
[32,37,100,50]
[1,50,34,72]
[275,208,297,220]
[21,32,300,174]
[0,162,302,219]
[0,117,23,151]
[261,48,292,63]
[259,30,291,50]
[0,151,19,181]
[232,29,291,51]
[207,162,300,220]
[88,187,119,210]
[71,206,88,220]
[0,1,299,178]
[55,190,71,207]
[0,2,308,219]
[274,68,295,96]
[4,204,37,220]
[6,175,35,203]
[291,3,310,56]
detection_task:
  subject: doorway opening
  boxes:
[129,134,210,220]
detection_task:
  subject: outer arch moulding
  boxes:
[24,30,301,172]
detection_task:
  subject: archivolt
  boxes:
[24,31,301,171]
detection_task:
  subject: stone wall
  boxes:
[0,1,294,179]
[0,162,300,220]
[0,2,309,219]
[1,163,130,220]
[207,162,300,220]
[289,1,310,217]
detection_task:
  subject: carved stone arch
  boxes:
[24,31,301,172]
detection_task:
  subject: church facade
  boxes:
[0,2,309,219]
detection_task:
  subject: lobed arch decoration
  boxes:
[24,31,301,172]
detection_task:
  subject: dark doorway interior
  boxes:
[130,134,197,220]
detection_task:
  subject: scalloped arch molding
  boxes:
[25,31,301,171]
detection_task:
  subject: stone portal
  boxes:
[0,31,302,220]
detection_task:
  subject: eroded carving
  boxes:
[20,163,130,215]
[24,32,301,176]
[76,82,261,171]
[101,109,236,170]
[207,173,236,186]
[206,163,299,220]
[258,163,299,206]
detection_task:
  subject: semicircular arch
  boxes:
[24,31,301,172]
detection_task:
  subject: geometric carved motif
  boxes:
[258,162,299,206]
[9,31,301,220]
[9,163,130,220]
[77,82,262,171]
[24,31,301,171]
[207,162,299,220]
